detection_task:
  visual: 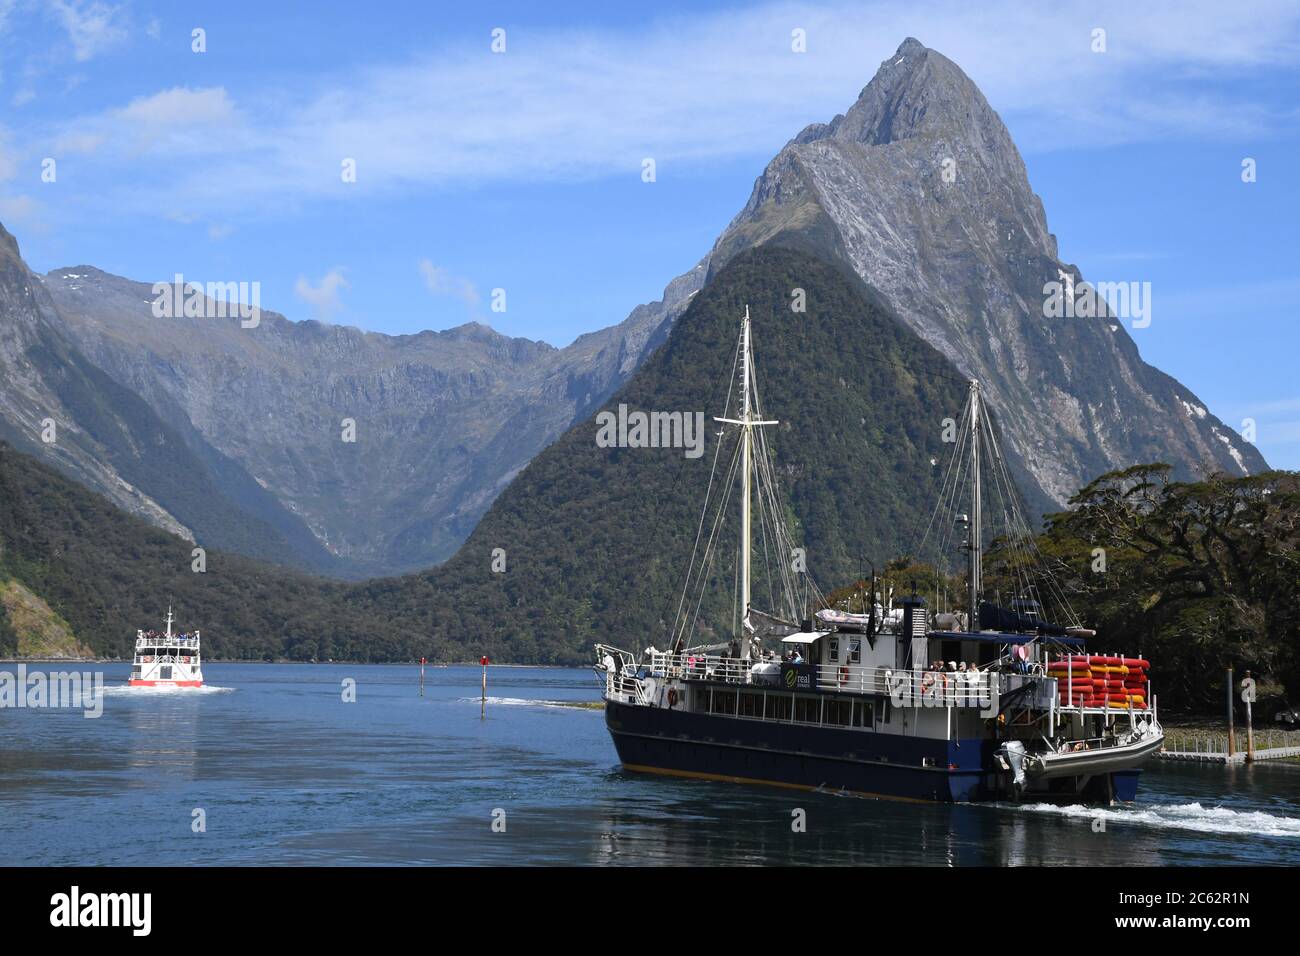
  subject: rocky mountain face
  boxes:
[354,246,977,662]
[39,261,701,576]
[700,37,1266,506]
[0,224,335,568]
[4,36,1263,585]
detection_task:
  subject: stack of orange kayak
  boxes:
[1047,655,1149,708]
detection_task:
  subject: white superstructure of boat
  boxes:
[128,607,203,688]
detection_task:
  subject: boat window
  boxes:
[738,692,763,718]
[828,638,839,662]
[852,701,874,727]
[825,699,852,727]
[794,696,819,724]
[766,694,793,721]
[710,690,738,715]
[849,639,861,664]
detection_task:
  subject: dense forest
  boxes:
[0,439,370,660]
[1023,465,1299,716]
[348,245,984,662]
[2,246,1295,716]
[1,245,978,663]
[822,465,1300,717]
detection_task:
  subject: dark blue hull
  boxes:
[605,700,1140,804]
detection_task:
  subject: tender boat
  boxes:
[594,307,1163,803]
[128,607,203,687]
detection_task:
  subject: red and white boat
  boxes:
[128,608,203,687]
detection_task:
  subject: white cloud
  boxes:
[49,0,129,62]
[0,194,41,226]
[45,87,239,163]
[52,131,104,154]
[24,0,1300,217]
[418,259,479,309]
[115,86,236,127]
[294,269,349,318]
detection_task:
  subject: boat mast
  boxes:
[165,605,174,639]
[713,307,778,658]
[968,379,982,631]
[740,307,753,653]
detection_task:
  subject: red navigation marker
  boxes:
[480,656,490,666]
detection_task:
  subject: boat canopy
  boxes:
[780,633,823,645]
[926,629,1087,648]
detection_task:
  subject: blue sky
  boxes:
[1,0,1298,467]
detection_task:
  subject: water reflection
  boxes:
[3,664,1299,865]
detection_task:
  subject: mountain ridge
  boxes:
[702,38,1265,506]
[1,36,1264,582]
[36,257,703,576]
[350,245,985,662]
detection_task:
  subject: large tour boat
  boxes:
[128,608,204,687]
[594,308,1162,803]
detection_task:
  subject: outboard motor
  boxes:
[997,740,1028,794]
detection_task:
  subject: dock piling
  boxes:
[1226,665,1235,757]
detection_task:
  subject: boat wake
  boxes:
[99,684,236,697]
[459,695,596,709]
[1013,801,1300,838]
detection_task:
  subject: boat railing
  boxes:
[642,651,996,708]
[135,634,201,650]
[133,652,200,664]
[593,645,646,705]
[1039,723,1161,756]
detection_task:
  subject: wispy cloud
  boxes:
[0,193,40,225]
[18,0,1300,221]
[62,86,239,157]
[48,0,128,62]
[418,259,479,309]
[294,269,349,319]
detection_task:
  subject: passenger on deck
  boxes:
[790,649,804,665]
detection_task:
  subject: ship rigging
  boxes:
[595,306,1162,803]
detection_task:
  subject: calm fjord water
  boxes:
[1,663,1298,866]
